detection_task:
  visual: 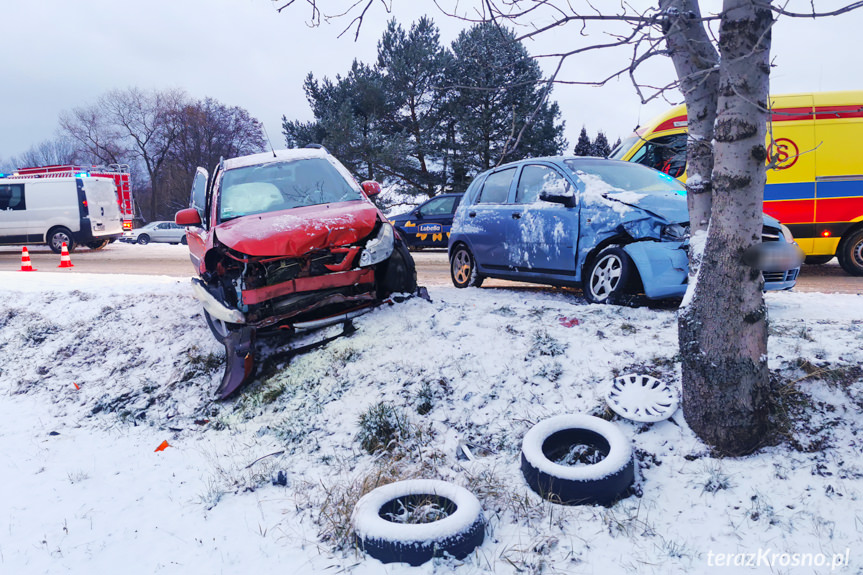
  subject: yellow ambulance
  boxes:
[609,91,863,275]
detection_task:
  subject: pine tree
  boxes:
[445,22,566,185]
[590,131,611,157]
[573,126,592,156]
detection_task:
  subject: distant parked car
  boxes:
[390,193,463,249]
[448,156,800,304]
[122,221,188,245]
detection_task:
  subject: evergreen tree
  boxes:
[377,17,452,198]
[590,131,611,157]
[573,126,592,156]
[446,23,565,187]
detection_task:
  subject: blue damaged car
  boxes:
[447,156,799,303]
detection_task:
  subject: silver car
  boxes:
[122,221,188,245]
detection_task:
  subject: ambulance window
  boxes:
[0,184,25,211]
[632,134,687,178]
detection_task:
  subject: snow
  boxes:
[1,271,863,573]
[521,414,632,481]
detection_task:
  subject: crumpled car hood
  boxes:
[603,189,689,224]
[214,201,379,256]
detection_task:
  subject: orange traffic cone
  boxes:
[19,247,37,271]
[58,243,74,268]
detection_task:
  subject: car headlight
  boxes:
[360,223,395,267]
[780,224,796,245]
[661,223,689,242]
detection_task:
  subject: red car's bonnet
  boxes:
[213,201,379,257]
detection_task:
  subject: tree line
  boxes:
[282,17,568,199]
[5,88,265,222]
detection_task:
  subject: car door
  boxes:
[185,167,209,269]
[466,167,517,269]
[414,195,458,247]
[506,164,578,275]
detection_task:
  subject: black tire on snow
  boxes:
[137,234,150,245]
[449,244,484,288]
[352,479,485,566]
[521,414,634,506]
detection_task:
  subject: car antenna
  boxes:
[262,125,277,158]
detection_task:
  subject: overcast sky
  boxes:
[2,0,860,164]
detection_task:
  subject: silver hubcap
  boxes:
[853,238,863,267]
[452,250,472,285]
[590,255,622,300]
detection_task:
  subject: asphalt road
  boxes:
[1,243,861,295]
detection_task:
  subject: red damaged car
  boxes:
[175,147,418,398]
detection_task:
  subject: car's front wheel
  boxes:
[583,246,636,304]
[137,234,150,245]
[450,244,484,288]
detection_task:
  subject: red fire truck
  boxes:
[11,164,136,230]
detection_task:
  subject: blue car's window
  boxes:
[477,168,516,204]
[421,195,457,215]
[563,159,686,195]
[516,165,572,204]
[219,158,362,221]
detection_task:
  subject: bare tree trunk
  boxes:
[678,0,773,455]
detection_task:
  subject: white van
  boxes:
[0,176,124,253]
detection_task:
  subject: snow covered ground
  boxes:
[1,271,862,574]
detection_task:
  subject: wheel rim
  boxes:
[853,237,863,268]
[52,233,69,251]
[590,254,622,300]
[452,250,472,285]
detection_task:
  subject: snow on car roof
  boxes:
[223,148,329,171]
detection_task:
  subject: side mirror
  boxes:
[361,180,381,197]
[539,190,576,208]
[176,208,202,226]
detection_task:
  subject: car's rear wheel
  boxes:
[837,228,863,276]
[86,239,110,250]
[180,235,188,246]
[48,227,75,254]
[137,234,150,245]
[450,245,484,288]
[583,246,636,304]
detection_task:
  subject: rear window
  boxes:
[219,158,362,221]
[477,168,516,204]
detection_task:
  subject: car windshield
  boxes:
[219,157,363,221]
[608,136,640,160]
[563,159,686,196]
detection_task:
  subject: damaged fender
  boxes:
[623,241,688,299]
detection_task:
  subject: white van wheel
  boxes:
[48,227,75,254]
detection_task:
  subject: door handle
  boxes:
[511,212,521,219]
[468,211,476,218]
